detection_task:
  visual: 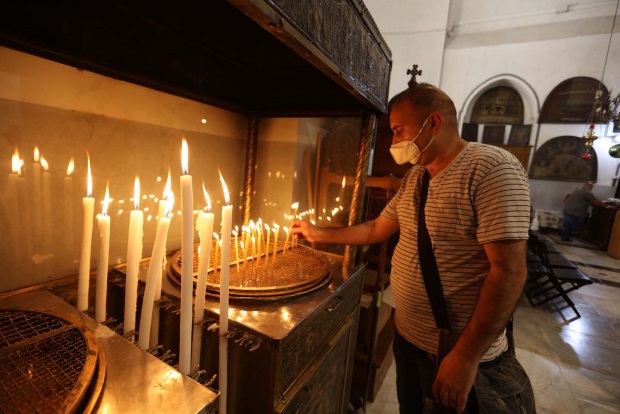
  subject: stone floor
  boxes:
[365,237,620,414]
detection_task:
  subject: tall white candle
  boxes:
[64,158,75,250]
[95,183,111,323]
[138,193,174,350]
[124,177,144,337]
[78,153,94,312]
[32,146,42,241]
[218,170,233,414]
[192,184,214,368]
[152,168,172,347]
[40,156,51,250]
[179,138,194,375]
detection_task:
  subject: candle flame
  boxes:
[134,176,141,209]
[284,226,289,233]
[232,230,238,236]
[11,148,23,175]
[342,177,346,188]
[249,221,255,230]
[40,156,49,171]
[202,182,212,212]
[181,138,189,175]
[102,182,111,216]
[264,223,270,231]
[291,202,299,209]
[218,169,230,205]
[163,166,172,199]
[213,232,220,241]
[165,191,175,217]
[34,146,40,162]
[67,158,75,176]
[86,151,92,197]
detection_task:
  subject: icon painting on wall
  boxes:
[529,136,597,182]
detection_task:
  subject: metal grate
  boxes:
[0,310,101,413]
[0,310,68,347]
[169,242,331,300]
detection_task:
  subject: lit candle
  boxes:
[95,182,111,323]
[152,167,171,347]
[78,153,94,312]
[218,170,233,414]
[289,202,299,249]
[32,146,42,241]
[283,226,290,253]
[272,224,280,262]
[64,158,75,249]
[179,138,194,375]
[251,236,256,261]
[40,156,51,250]
[256,219,262,264]
[232,229,240,272]
[192,184,214,368]
[9,149,24,250]
[138,193,174,350]
[264,224,270,266]
[124,177,144,337]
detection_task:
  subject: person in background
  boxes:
[561,182,612,242]
[292,81,535,413]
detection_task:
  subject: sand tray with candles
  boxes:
[167,242,332,301]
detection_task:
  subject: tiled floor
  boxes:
[365,236,620,414]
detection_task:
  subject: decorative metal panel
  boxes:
[265,0,391,110]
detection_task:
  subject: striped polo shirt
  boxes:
[381,142,531,361]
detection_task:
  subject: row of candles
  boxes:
[72,138,301,414]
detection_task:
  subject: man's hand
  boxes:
[291,220,320,242]
[432,349,478,413]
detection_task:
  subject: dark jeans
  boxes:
[393,328,536,414]
[561,214,584,240]
[393,329,477,414]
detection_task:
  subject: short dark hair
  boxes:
[388,83,457,126]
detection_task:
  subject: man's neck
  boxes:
[426,137,468,178]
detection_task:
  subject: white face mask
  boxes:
[389,117,435,165]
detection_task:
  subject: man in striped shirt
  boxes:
[292,83,534,413]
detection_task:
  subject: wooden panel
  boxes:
[498,145,532,171]
[606,210,620,258]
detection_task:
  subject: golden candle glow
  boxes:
[181,138,189,175]
[67,158,75,176]
[133,176,140,210]
[87,152,93,197]
[11,148,24,175]
[101,183,110,216]
[33,146,40,162]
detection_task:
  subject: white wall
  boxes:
[361,0,620,213]
[364,0,450,97]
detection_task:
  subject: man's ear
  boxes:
[429,112,442,133]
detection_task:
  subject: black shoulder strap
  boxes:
[418,170,451,331]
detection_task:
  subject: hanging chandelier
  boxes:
[582,0,620,159]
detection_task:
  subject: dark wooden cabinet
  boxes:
[586,205,619,250]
